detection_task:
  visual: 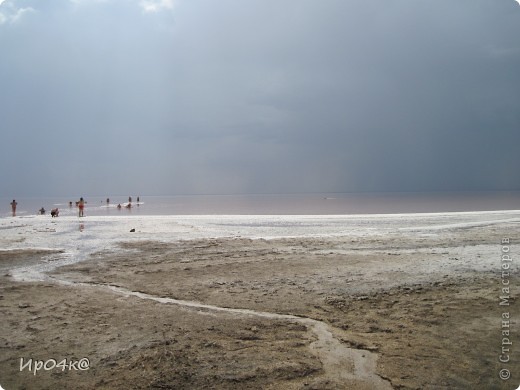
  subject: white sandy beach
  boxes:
[1,211,519,389]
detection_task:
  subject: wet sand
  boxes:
[1,217,519,389]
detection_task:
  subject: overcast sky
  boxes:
[1,0,519,197]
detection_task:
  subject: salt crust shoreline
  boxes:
[2,209,519,283]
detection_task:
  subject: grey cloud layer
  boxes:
[1,0,519,196]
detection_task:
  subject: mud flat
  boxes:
[1,212,519,389]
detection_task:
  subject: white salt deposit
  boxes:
[1,210,519,281]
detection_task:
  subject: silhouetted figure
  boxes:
[10,200,17,216]
[51,208,59,217]
[78,197,85,217]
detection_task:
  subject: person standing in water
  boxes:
[10,199,17,216]
[78,197,85,217]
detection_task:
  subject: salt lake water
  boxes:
[2,192,520,218]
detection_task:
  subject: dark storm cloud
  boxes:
[1,0,519,196]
